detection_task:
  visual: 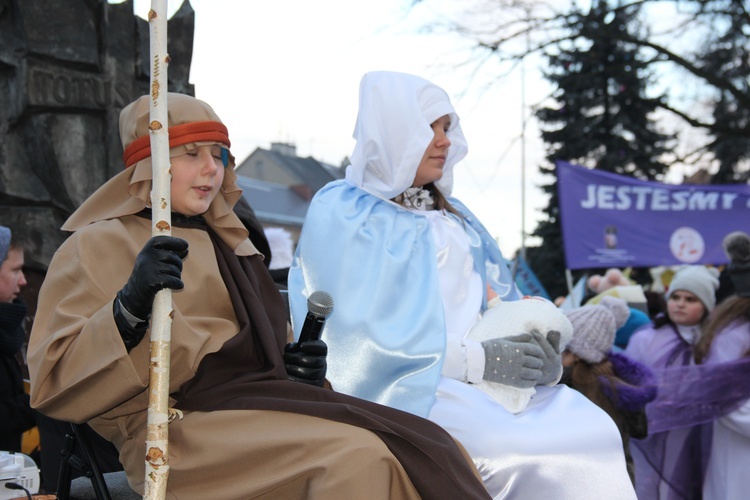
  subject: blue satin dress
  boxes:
[289,181,636,499]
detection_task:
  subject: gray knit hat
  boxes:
[564,296,630,363]
[0,226,10,265]
[667,265,720,312]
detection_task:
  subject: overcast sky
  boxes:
[125,0,552,257]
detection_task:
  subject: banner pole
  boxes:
[511,253,520,280]
[565,268,577,307]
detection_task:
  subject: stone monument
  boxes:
[0,0,195,313]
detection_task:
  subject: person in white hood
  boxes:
[290,70,636,499]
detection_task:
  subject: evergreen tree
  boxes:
[526,0,671,299]
[413,0,749,296]
[701,2,750,184]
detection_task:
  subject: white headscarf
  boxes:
[345,71,468,200]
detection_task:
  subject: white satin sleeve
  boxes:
[423,210,485,383]
[464,338,486,384]
[441,333,485,383]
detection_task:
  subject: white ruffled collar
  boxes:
[396,187,435,211]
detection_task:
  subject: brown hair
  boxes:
[569,358,626,433]
[5,226,25,252]
[694,295,750,364]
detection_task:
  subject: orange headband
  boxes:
[122,120,231,168]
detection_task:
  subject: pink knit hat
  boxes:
[564,296,630,363]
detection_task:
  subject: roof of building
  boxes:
[235,143,345,196]
[235,175,309,227]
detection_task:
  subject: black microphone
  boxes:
[5,482,32,500]
[298,291,334,343]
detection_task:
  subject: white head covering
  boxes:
[345,71,468,200]
[263,227,294,270]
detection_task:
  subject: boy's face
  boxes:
[169,144,226,216]
[0,248,27,302]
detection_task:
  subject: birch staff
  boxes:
[144,1,172,498]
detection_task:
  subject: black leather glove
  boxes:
[284,339,328,387]
[531,329,563,385]
[481,333,545,389]
[114,236,188,351]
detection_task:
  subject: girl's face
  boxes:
[667,290,706,326]
[169,144,226,216]
[412,114,452,188]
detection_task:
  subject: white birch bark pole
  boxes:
[144,1,171,498]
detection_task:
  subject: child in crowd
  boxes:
[626,265,719,368]
[562,296,657,485]
[625,260,750,499]
[0,225,36,454]
[690,232,750,499]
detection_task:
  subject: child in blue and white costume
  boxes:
[289,71,635,499]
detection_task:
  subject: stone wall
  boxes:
[0,0,194,271]
[0,0,195,314]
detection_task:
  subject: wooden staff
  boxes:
[144,1,171,498]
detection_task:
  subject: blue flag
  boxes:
[558,276,588,311]
[512,254,551,300]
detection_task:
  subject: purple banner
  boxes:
[556,161,750,270]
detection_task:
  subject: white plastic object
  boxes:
[0,451,40,499]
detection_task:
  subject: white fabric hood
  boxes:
[345,71,468,199]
